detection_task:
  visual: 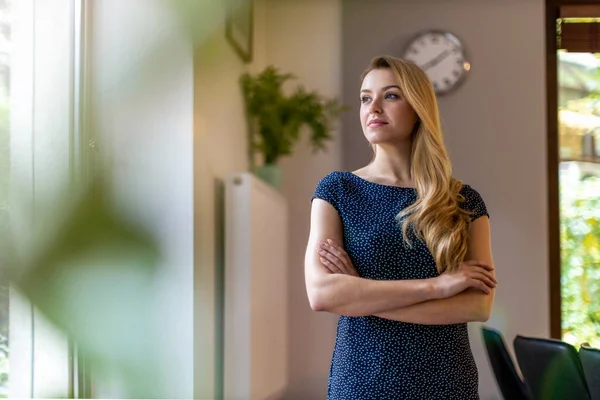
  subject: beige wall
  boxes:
[196,1,343,398]
[194,0,271,397]
[264,1,343,398]
[342,1,548,399]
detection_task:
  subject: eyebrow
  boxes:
[360,85,401,93]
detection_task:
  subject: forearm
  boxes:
[308,273,437,317]
[375,288,494,325]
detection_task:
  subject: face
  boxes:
[360,68,418,146]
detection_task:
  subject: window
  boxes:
[7,0,87,397]
[550,4,600,346]
[558,50,600,348]
[0,0,11,397]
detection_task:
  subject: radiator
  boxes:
[223,172,289,400]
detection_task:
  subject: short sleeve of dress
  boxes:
[311,172,341,213]
[460,185,489,221]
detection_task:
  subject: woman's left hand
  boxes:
[316,239,359,277]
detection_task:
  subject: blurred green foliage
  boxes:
[5,176,165,398]
[561,172,600,348]
[0,0,235,396]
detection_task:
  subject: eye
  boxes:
[360,96,371,103]
[385,92,400,100]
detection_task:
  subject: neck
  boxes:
[370,142,413,184]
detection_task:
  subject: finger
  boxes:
[324,241,353,272]
[322,242,346,262]
[323,245,360,277]
[471,279,492,294]
[470,272,497,289]
[332,247,359,277]
[318,249,348,274]
[464,259,494,271]
[319,256,343,274]
[471,267,497,284]
[464,265,496,280]
[321,241,360,277]
[327,239,350,258]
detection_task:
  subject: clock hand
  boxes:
[421,50,451,71]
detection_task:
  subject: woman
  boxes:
[304,55,496,399]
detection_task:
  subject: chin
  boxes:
[365,132,410,146]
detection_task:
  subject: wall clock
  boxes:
[402,30,471,96]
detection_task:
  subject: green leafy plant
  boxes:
[558,75,600,348]
[240,66,346,165]
[560,173,600,348]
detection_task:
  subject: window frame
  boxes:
[8,0,92,397]
[546,0,600,340]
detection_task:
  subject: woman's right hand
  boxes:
[432,260,497,298]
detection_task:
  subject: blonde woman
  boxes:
[305,56,496,399]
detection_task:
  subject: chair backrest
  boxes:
[580,344,600,400]
[514,335,590,400]
[481,326,530,400]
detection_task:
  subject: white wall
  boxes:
[90,0,195,397]
[263,1,343,398]
[341,1,548,399]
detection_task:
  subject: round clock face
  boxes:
[402,31,470,96]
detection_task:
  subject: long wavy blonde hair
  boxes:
[361,55,472,273]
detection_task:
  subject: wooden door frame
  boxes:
[545,0,600,339]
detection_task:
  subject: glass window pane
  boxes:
[0,0,10,397]
[558,49,600,348]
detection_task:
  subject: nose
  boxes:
[368,98,382,114]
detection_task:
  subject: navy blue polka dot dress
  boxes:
[311,171,489,400]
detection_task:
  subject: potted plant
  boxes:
[240,66,346,188]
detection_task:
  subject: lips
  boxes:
[368,120,388,127]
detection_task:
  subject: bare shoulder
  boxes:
[351,166,372,179]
